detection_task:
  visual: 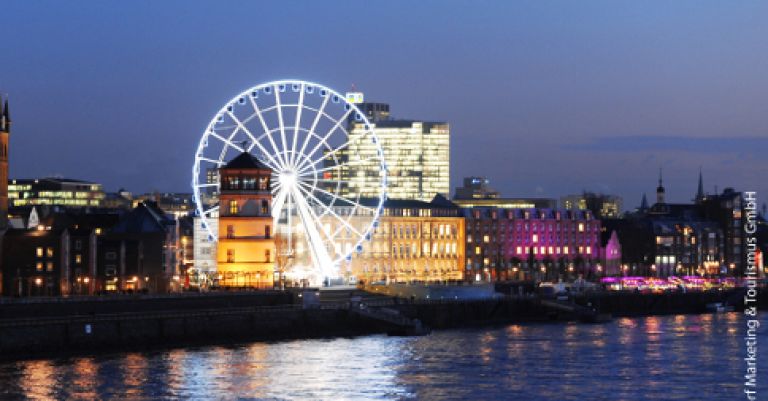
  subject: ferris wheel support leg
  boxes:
[291,186,336,280]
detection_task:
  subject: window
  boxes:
[46,247,54,258]
[75,254,82,264]
[483,235,489,243]
[265,249,271,262]
[261,200,269,215]
[258,177,269,190]
[227,176,240,189]
[227,249,235,263]
[74,240,82,251]
[36,262,43,271]
[36,247,44,258]
[46,261,54,272]
[227,225,234,238]
[229,200,239,214]
[578,223,585,232]
[265,225,271,238]
[106,251,117,260]
[105,266,116,276]
[532,234,538,243]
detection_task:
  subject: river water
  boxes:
[0,312,763,400]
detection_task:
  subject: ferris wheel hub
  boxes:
[278,170,297,188]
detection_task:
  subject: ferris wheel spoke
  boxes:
[296,129,374,175]
[203,205,219,216]
[297,180,377,214]
[248,94,287,167]
[273,84,290,166]
[291,185,335,272]
[289,83,305,166]
[248,136,283,171]
[271,186,289,222]
[208,131,245,153]
[295,183,364,238]
[295,94,331,167]
[297,108,354,171]
[226,110,283,169]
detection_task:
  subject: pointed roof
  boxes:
[696,168,704,200]
[640,193,649,211]
[222,151,270,170]
[110,201,173,234]
[656,168,665,193]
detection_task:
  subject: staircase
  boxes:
[540,299,612,323]
[350,304,430,336]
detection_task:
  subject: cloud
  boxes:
[562,135,768,155]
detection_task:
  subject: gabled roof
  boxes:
[110,201,174,234]
[222,152,270,170]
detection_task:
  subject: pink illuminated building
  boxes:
[464,208,603,281]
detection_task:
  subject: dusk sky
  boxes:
[1,1,766,210]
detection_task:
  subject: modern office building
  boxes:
[454,177,500,200]
[452,176,556,209]
[340,119,450,201]
[452,198,557,209]
[8,178,105,209]
[326,94,450,202]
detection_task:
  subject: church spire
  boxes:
[695,168,705,202]
[656,168,665,204]
[640,193,649,212]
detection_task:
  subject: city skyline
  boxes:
[0,1,766,209]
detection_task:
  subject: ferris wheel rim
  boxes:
[192,79,388,270]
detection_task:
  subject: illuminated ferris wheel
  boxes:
[192,79,387,278]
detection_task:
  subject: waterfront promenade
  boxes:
[0,287,761,361]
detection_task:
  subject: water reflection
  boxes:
[0,313,761,400]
